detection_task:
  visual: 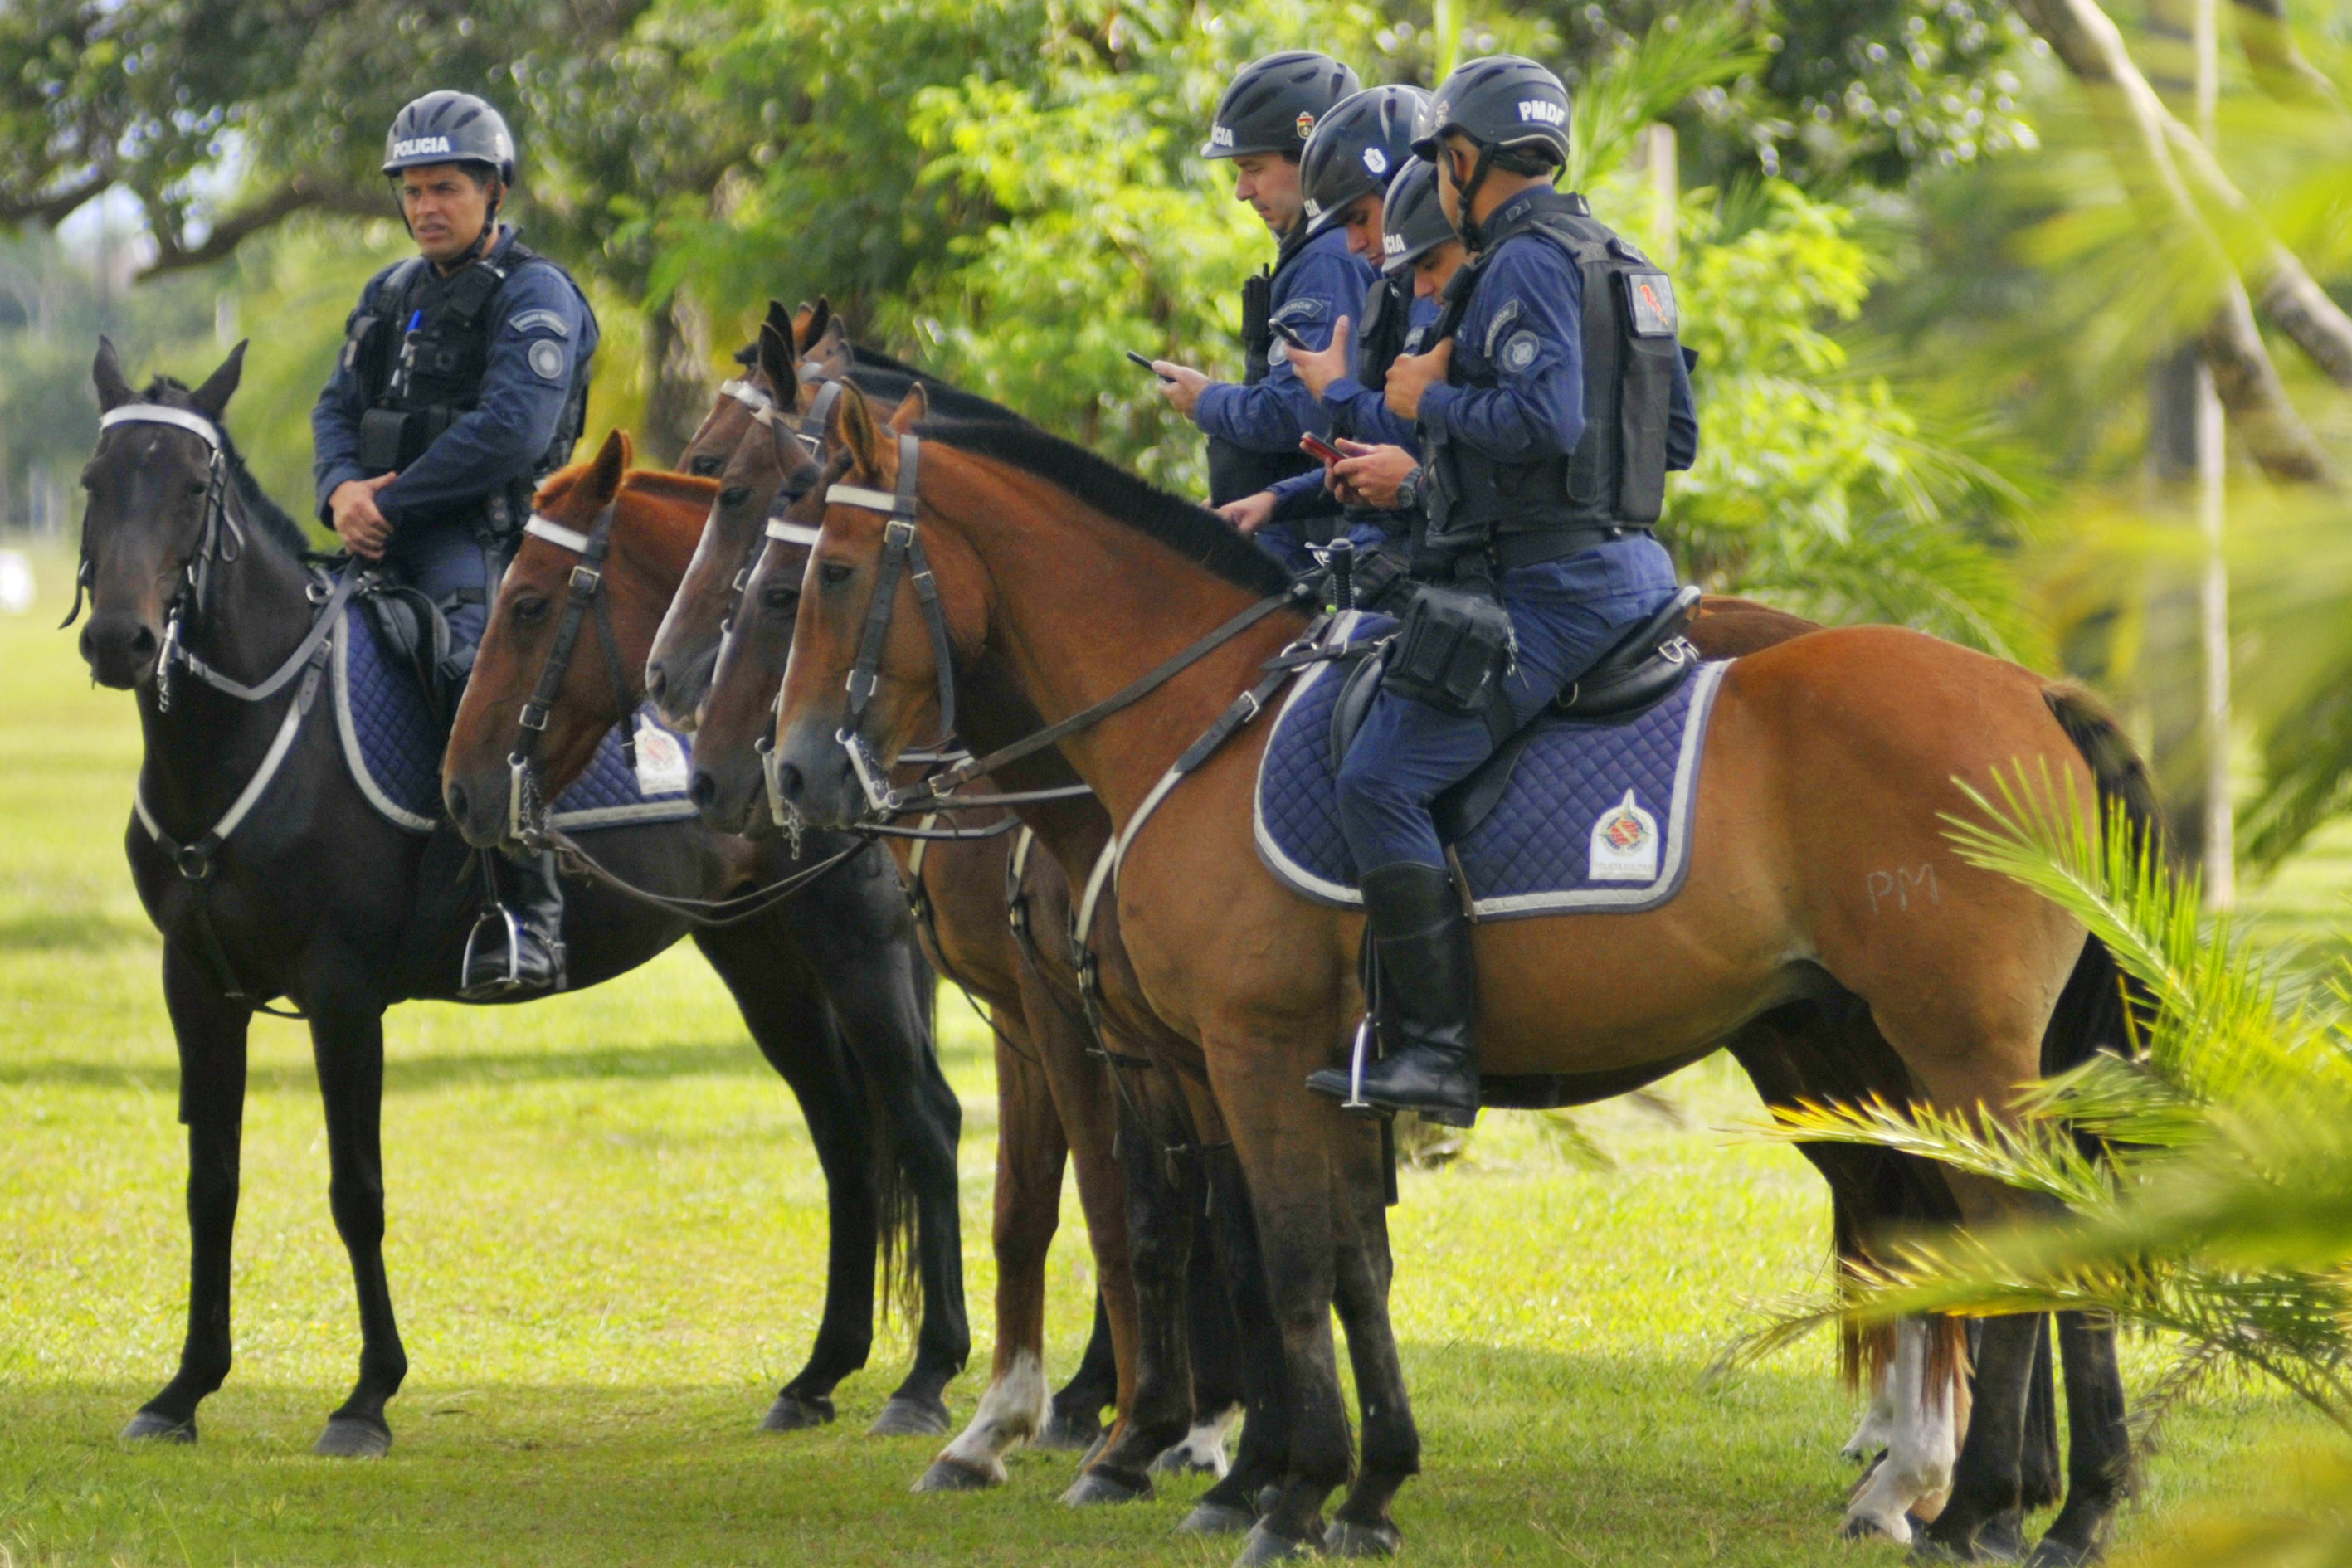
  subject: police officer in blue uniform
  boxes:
[1219,85,1430,567]
[1305,57,1698,1122]
[1149,51,1374,561]
[313,90,599,1000]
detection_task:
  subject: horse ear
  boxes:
[802,296,834,354]
[191,341,247,421]
[831,382,882,476]
[92,336,135,411]
[767,299,796,338]
[757,322,796,407]
[888,382,928,431]
[587,427,630,500]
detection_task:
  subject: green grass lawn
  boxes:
[0,545,2326,1566]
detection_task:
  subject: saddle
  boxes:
[355,576,458,731]
[1327,584,1703,842]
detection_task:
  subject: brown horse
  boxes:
[759,387,2131,1565]
[684,346,2096,1546]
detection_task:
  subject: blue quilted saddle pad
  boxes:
[1254,611,1730,921]
[331,599,699,835]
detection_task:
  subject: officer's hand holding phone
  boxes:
[1382,338,1452,421]
[1328,439,1420,511]
[1283,318,1352,399]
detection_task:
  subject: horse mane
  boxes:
[139,375,311,558]
[845,343,1028,427]
[731,342,760,368]
[912,417,1293,597]
[533,455,718,518]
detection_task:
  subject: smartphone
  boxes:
[1298,432,1344,465]
[1126,350,1173,379]
[1270,319,1311,351]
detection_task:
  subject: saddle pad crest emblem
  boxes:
[1588,789,1659,882]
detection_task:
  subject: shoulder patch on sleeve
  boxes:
[1272,295,1328,325]
[509,308,572,338]
[528,339,568,382]
[1501,330,1541,373]
[1482,298,1524,361]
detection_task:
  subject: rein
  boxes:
[818,429,1317,822]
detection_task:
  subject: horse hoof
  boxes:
[1326,1519,1401,1557]
[2024,1538,2099,1568]
[1035,1412,1102,1452]
[913,1456,1002,1493]
[869,1395,952,1438]
[1061,1468,1152,1507]
[1176,1501,1259,1537]
[313,1416,391,1458]
[120,1410,196,1444]
[1235,1521,1322,1566]
[761,1393,835,1432]
[1842,1512,1911,1544]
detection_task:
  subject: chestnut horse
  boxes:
[760,387,2131,1565]
[670,326,1265,1489]
[681,353,2093,1549]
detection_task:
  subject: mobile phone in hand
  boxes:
[1126,350,1174,380]
[1271,319,1311,351]
[1298,432,1344,465]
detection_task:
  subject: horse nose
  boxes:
[80,615,158,687]
[445,779,470,824]
[773,762,804,802]
[645,663,669,710]
[689,769,717,809]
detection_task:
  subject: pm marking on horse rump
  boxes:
[1866,863,1941,915]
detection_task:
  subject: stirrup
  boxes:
[459,902,528,1001]
[1341,1015,1378,1115]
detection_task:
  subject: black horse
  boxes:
[71,338,967,1456]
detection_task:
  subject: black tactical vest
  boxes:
[1420,189,1682,559]
[1206,226,1320,507]
[341,236,591,538]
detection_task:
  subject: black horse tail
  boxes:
[2040,681,2162,1077]
[868,967,935,1330]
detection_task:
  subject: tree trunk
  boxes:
[640,294,714,469]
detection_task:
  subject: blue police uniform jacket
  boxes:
[1266,288,1440,518]
[311,227,598,541]
[1193,224,1376,454]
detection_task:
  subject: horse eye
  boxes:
[762,582,800,612]
[719,486,751,509]
[689,455,725,478]
[818,561,854,588]
[187,478,209,496]
[513,594,551,624]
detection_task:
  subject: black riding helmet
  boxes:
[1377,158,1455,276]
[382,90,518,184]
[1201,51,1361,160]
[1412,56,1571,246]
[1299,85,1429,236]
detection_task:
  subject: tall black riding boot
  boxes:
[460,849,568,1000]
[1305,862,1479,1126]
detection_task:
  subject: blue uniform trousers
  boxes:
[1335,535,1678,875]
[383,521,503,676]
[1254,517,1394,577]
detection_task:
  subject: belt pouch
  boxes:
[1384,581,1514,717]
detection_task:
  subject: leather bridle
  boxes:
[505,499,634,845]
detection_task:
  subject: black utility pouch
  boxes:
[1240,270,1273,382]
[357,407,413,475]
[1385,582,1515,717]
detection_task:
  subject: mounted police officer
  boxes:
[1217,84,1429,571]
[1304,56,1699,1122]
[1149,51,1373,555]
[312,90,599,1000]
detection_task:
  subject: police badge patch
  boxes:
[1501,330,1540,373]
[528,339,566,381]
[1626,272,1678,336]
[1588,789,1661,881]
[1363,146,1388,176]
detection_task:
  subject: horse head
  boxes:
[761,380,987,832]
[443,428,719,849]
[674,298,823,478]
[76,338,249,689]
[647,315,825,729]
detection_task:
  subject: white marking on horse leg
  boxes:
[1839,1317,1959,1541]
[935,1347,1048,1483]
[1151,1402,1241,1478]
[1841,1352,1896,1464]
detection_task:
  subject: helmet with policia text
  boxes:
[383,90,518,186]
[1299,85,1429,236]
[1410,55,1572,171]
[1376,157,1454,275]
[1201,51,1361,160]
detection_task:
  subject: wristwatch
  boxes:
[1394,464,1424,512]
